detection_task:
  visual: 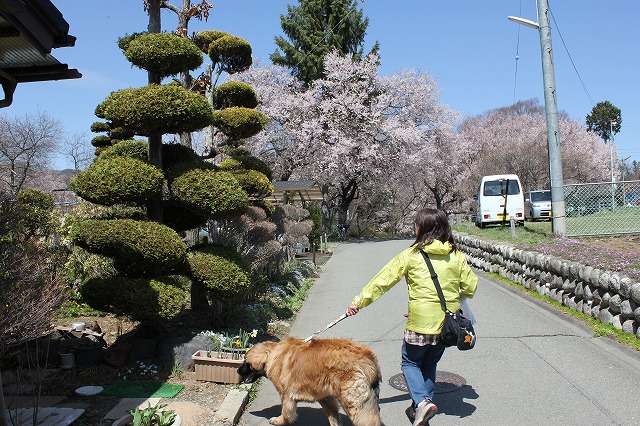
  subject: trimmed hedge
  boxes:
[251,198,275,217]
[109,127,135,140]
[226,149,273,181]
[81,275,189,323]
[70,219,187,277]
[70,156,164,205]
[98,140,148,162]
[124,32,203,77]
[170,169,248,219]
[214,81,259,109]
[91,135,112,147]
[207,34,252,74]
[211,107,267,140]
[231,169,273,197]
[188,244,251,300]
[96,85,214,136]
[193,30,228,53]
[90,121,111,133]
[161,143,205,175]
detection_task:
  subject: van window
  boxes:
[483,179,520,196]
[530,191,551,202]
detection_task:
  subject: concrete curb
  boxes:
[213,387,250,425]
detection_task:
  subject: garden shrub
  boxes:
[98,139,148,162]
[124,32,203,77]
[90,121,111,133]
[192,30,227,53]
[15,189,55,238]
[188,244,251,300]
[170,169,248,219]
[211,107,267,140]
[109,127,135,140]
[228,149,273,181]
[70,219,187,277]
[230,169,273,198]
[96,85,214,136]
[161,143,203,172]
[91,135,111,147]
[81,275,189,322]
[207,34,252,74]
[214,81,259,109]
[70,156,164,205]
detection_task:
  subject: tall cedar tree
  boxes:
[586,100,622,143]
[270,0,378,85]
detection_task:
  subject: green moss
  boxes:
[124,32,203,77]
[170,169,248,219]
[70,219,187,277]
[81,275,189,323]
[211,107,267,141]
[70,157,164,206]
[188,244,251,300]
[96,85,214,136]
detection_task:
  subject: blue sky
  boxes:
[7,0,640,171]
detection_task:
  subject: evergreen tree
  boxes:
[586,100,622,143]
[270,0,378,84]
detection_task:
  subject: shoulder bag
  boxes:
[420,251,476,350]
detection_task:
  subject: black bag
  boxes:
[421,252,476,350]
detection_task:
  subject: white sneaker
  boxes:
[413,399,437,425]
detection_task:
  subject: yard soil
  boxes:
[580,234,640,254]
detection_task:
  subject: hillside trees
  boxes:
[458,99,611,196]
[271,0,378,85]
[69,16,272,328]
[0,112,62,197]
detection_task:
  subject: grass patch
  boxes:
[487,272,640,351]
[453,221,553,245]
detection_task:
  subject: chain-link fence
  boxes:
[564,180,640,236]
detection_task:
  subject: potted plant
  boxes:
[112,403,181,426]
[192,329,257,383]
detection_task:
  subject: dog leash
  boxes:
[303,313,348,342]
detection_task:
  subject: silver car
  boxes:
[524,190,551,221]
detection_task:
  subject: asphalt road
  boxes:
[239,239,640,426]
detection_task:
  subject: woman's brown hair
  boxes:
[412,208,457,252]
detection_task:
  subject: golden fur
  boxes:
[239,337,382,426]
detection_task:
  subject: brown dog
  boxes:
[238,337,382,426]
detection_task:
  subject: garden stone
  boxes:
[630,283,640,304]
[562,279,577,294]
[575,299,583,313]
[622,319,638,335]
[609,273,621,294]
[599,271,610,291]
[601,292,611,308]
[621,300,637,319]
[568,262,580,282]
[590,268,601,288]
[574,282,584,299]
[609,294,622,314]
[592,289,602,305]
[580,265,593,284]
[592,305,600,320]
[582,301,592,317]
[559,260,569,277]
[552,275,564,289]
[599,308,614,325]
[156,335,204,370]
[612,314,623,331]
[583,285,593,301]
[619,277,633,299]
[635,307,640,323]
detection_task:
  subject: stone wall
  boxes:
[454,233,640,340]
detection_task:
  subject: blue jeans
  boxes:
[401,340,446,407]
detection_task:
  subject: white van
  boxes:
[474,174,525,228]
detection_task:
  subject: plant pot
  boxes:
[112,412,182,426]
[59,351,76,369]
[191,350,244,384]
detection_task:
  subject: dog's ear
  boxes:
[246,341,275,372]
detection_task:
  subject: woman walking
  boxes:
[346,208,477,425]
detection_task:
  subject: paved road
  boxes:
[239,239,640,425]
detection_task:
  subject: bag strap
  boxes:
[420,251,449,313]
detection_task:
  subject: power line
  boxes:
[548,6,595,107]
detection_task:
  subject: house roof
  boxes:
[267,180,323,205]
[0,0,81,107]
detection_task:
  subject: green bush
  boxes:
[161,143,202,172]
[96,85,214,136]
[124,32,203,77]
[207,34,252,74]
[193,30,228,53]
[117,32,145,52]
[70,219,187,276]
[109,127,135,140]
[98,140,148,162]
[170,169,248,219]
[70,156,164,206]
[231,170,273,197]
[218,158,242,171]
[214,81,258,109]
[251,199,275,217]
[16,189,55,237]
[211,107,267,140]
[227,149,273,181]
[90,121,111,133]
[188,245,251,300]
[91,135,112,147]
[81,275,189,322]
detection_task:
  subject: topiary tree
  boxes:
[67,20,272,330]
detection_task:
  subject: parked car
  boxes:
[524,189,551,221]
[474,174,525,228]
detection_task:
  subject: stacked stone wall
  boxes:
[454,234,640,339]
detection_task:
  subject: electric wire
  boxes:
[549,6,595,107]
[512,0,523,104]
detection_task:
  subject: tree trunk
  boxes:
[147,134,163,222]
